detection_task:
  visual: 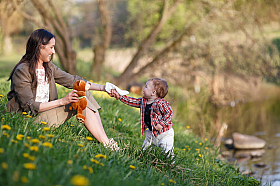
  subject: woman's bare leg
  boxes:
[84,107,109,144]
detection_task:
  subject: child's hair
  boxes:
[148,78,168,98]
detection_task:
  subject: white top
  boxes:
[35,69,49,103]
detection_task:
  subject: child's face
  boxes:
[143,80,156,99]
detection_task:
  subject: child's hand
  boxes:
[110,89,120,100]
[155,124,163,131]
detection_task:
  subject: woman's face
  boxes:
[39,37,55,63]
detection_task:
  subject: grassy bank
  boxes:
[0,78,260,186]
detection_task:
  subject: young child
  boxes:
[112,78,174,157]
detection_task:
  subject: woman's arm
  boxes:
[38,90,78,112]
[88,82,106,91]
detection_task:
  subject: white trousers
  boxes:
[142,128,174,156]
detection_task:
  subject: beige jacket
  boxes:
[6,62,83,115]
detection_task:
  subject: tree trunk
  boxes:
[3,34,12,55]
[91,0,112,81]
[28,0,77,74]
[115,0,183,88]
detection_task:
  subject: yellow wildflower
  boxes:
[40,121,47,125]
[16,134,24,141]
[1,162,8,169]
[205,147,208,150]
[2,125,11,130]
[185,145,189,148]
[78,144,84,147]
[129,165,136,170]
[183,148,186,150]
[47,134,54,138]
[0,94,3,97]
[24,143,29,148]
[23,153,29,158]
[196,148,200,151]
[43,127,50,131]
[205,138,208,141]
[12,139,17,143]
[42,142,53,148]
[3,132,9,137]
[26,115,32,118]
[100,163,104,166]
[23,163,36,169]
[0,148,4,153]
[196,159,199,161]
[1,117,4,121]
[31,139,40,144]
[118,118,122,122]
[22,112,27,115]
[186,126,190,129]
[29,156,36,161]
[39,135,46,140]
[21,176,28,183]
[86,136,94,141]
[67,160,73,165]
[62,139,66,143]
[88,167,93,173]
[94,154,107,159]
[169,179,176,183]
[188,148,190,150]
[90,158,99,164]
[83,165,87,169]
[199,154,202,157]
[161,183,164,185]
[199,143,202,145]
[30,146,39,152]
[71,175,89,186]
[195,141,198,143]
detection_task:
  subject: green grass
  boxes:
[0,78,260,186]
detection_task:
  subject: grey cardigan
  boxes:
[6,62,82,115]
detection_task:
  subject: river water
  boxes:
[219,99,280,185]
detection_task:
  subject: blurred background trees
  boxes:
[1,0,280,136]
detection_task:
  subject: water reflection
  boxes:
[219,99,280,185]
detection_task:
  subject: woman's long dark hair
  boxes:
[8,29,55,88]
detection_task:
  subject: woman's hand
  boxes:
[61,90,79,105]
[155,124,163,131]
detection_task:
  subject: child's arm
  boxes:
[157,100,173,127]
[111,89,142,108]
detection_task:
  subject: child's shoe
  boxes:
[103,138,120,151]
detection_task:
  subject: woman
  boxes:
[6,29,119,151]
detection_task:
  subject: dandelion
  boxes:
[88,167,93,173]
[29,156,36,161]
[24,143,29,148]
[94,154,107,159]
[129,165,136,170]
[169,179,176,183]
[185,145,189,148]
[30,146,39,152]
[23,163,36,170]
[23,153,29,158]
[31,139,40,144]
[196,159,199,161]
[118,118,122,122]
[40,121,47,125]
[46,134,54,138]
[2,125,11,130]
[1,162,8,169]
[199,143,202,145]
[0,148,4,153]
[86,136,93,141]
[100,163,104,166]
[90,158,99,164]
[21,176,28,183]
[62,139,66,143]
[43,127,50,131]
[78,144,84,147]
[183,148,186,150]
[12,139,18,143]
[161,183,164,185]
[1,117,4,121]
[71,175,89,186]
[3,132,9,137]
[67,160,73,165]
[205,138,208,141]
[0,94,3,97]
[199,154,202,157]
[196,148,200,151]
[83,165,87,169]
[27,136,31,140]
[205,147,208,150]
[186,126,190,129]
[13,171,19,182]
[188,148,190,150]
[22,112,27,115]
[26,115,32,118]
[195,141,198,143]
[16,134,24,141]
[39,135,46,140]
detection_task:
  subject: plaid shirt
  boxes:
[119,95,173,138]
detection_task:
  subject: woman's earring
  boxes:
[40,49,42,51]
